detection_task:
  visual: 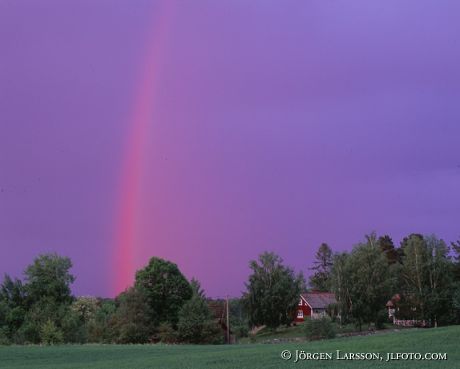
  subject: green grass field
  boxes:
[0,326,458,369]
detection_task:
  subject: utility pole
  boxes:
[226,295,230,344]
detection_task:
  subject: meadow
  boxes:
[0,325,458,369]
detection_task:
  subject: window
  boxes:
[298,299,303,306]
[297,310,304,318]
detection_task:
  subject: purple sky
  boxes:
[1,0,460,298]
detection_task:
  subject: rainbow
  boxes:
[113,3,173,296]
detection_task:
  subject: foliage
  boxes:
[86,299,116,343]
[157,322,178,344]
[399,234,453,325]
[229,298,249,338]
[40,319,63,345]
[330,233,396,330]
[330,252,351,325]
[379,235,400,264]
[348,233,396,329]
[135,257,193,327]
[304,316,336,340]
[198,320,223,344]
[309,243,333,291]
[15,254,77,344]
[452,239,460,281]
[177,280,222,344]
[2,234,460,346]
[399,234,430,319]
[424,235,453,325]
[244,252,305,329]
[0,275,26,342]
[71,296,99,323]
[18,297,67,344]
[109,287,154,344]
[0,327,10,345]
[24,253,75,307]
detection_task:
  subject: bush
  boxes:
[86,299,116,343]
[110,288,154,344]
[304,316,336,340]
[40,320,63,345]
[0,328,10,345]
[376,309,389,329]
[116,322,150,344]
[61,308,87,343]
[233,324,249,338]
[157,323,178,344]
[177,283,223,344]
[200,321,224,344]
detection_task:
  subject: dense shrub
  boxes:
[304,316,336,340]
[0,328,10,345]
[86,299,116,343]
[157,323,178,344]
[40,320,64,345]
[177,280,223,344]
[135,257,193,326]
[199,321,224,344]
[177,297,214,343]
[109,288,154,344]
[232,324,249,338]
[375,309,389,329]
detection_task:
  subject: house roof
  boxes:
[386,293,401,307]
[301,292,336,309]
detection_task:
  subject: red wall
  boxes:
[294,298,311,323]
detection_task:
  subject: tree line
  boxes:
[0,255,222,345]
[323,233,460,329]
[1,232,460,345]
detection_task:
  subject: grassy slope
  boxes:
[0,326,458,369]
[246,324,306,341]
[240,322,386,343]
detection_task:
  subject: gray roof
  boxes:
[301,292,336,309]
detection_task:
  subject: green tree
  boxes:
[244,252,304,329]
[15,253,76,344]
[71,296,99,324]
[229,298,249,338]
[399,234,455,326]
[24,253,75,306]
[177,279,222,344]
[400,234,430,319]
[330,252,352,326]
[19,297,70,344]
[340,233,395,330]
[110,287,154,344]
[452,239,460,281]
[309,243,333,291]
[0,275,26,342]
[40,319,63,345]
[86,299,116,343]
[424,235,453,326]
[135,257,192,327]
[379,235,400,264]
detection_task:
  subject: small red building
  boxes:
[295,292,337,323]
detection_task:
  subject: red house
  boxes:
[295,292,337,323]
